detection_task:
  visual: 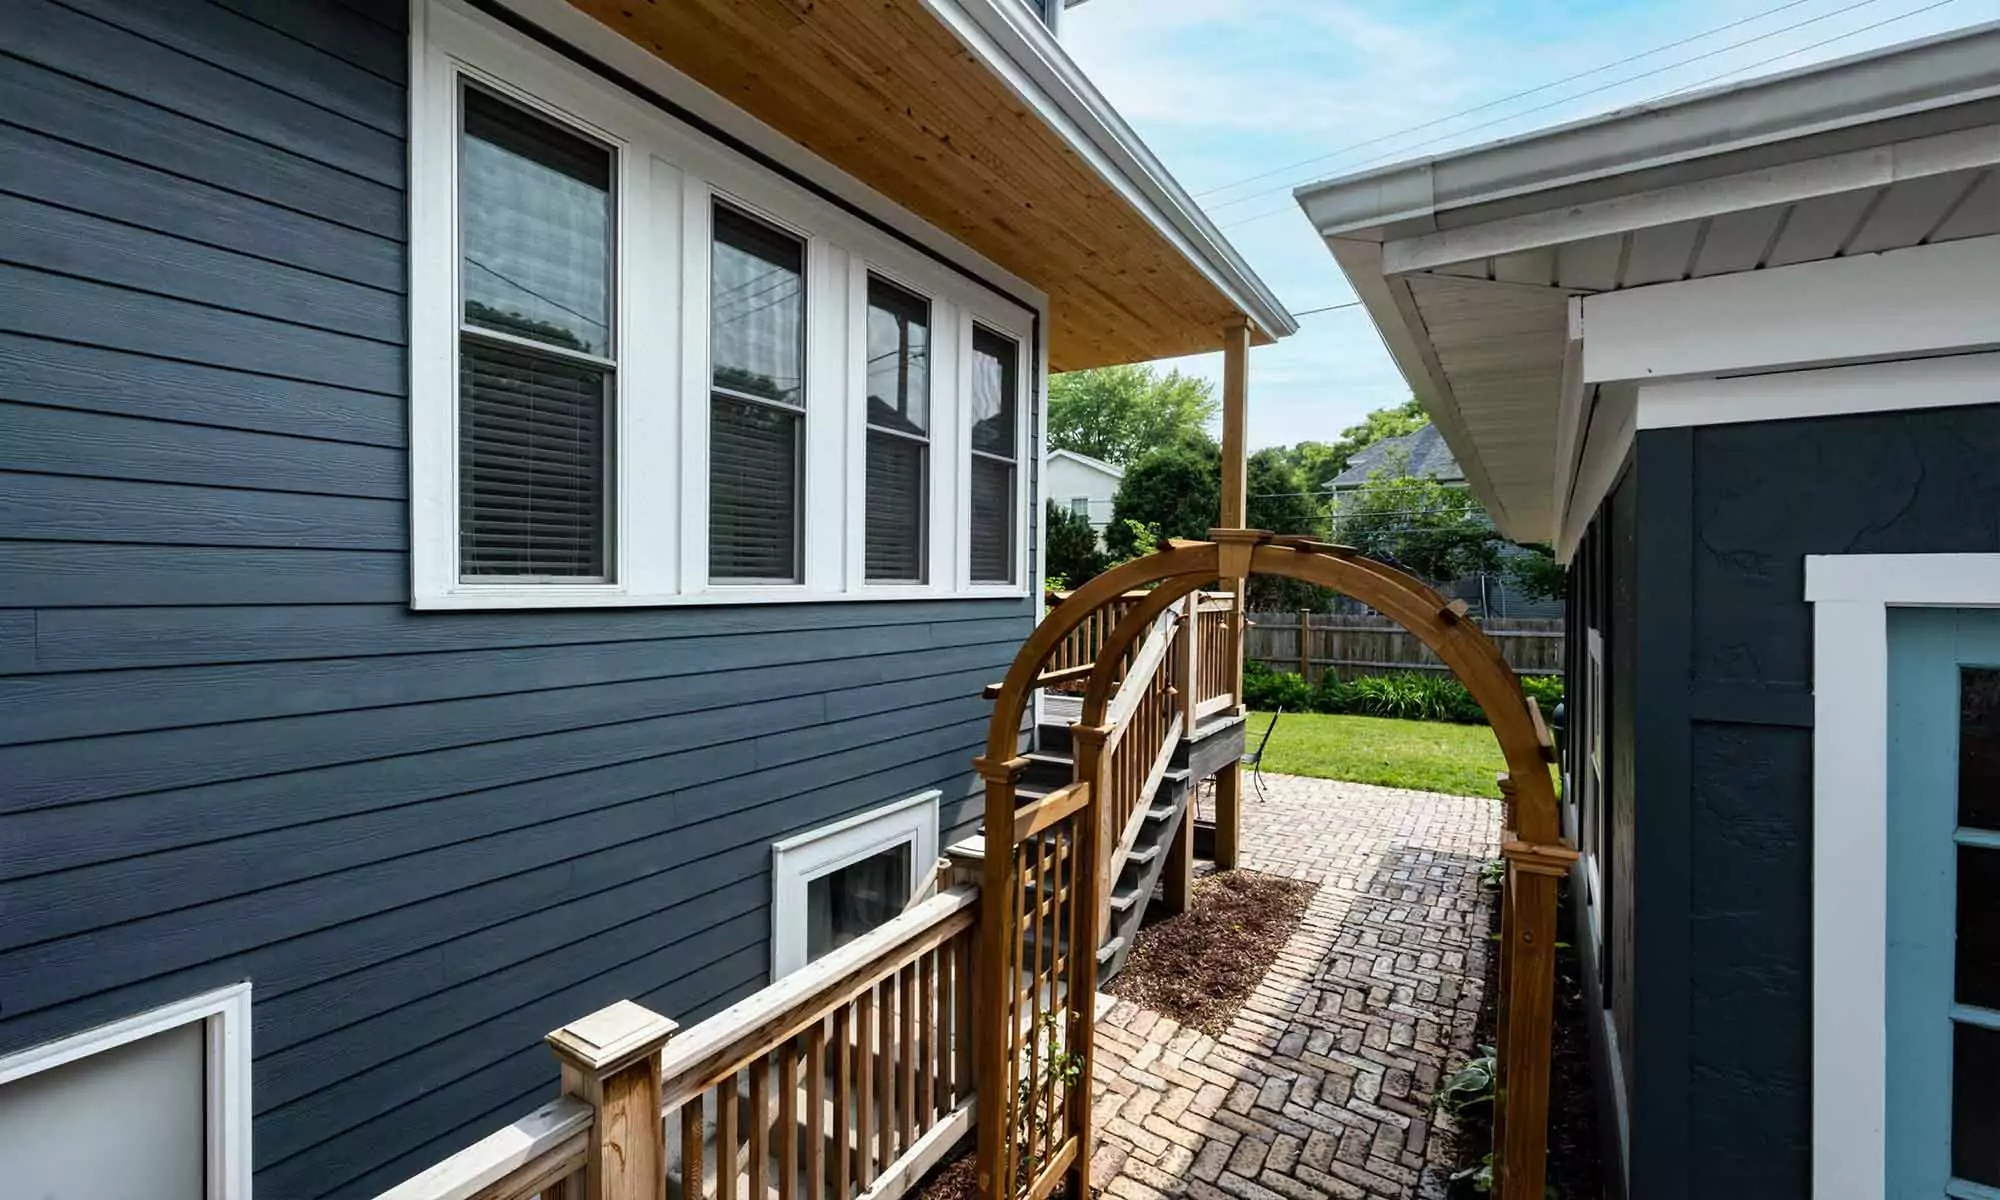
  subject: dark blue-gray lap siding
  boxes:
[0,1,1035,1195]
[1576,400,2000,1199]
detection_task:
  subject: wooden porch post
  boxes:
[545,1000,679,1200]
[1216,318,1252,871]
[1492,838,1577,1200]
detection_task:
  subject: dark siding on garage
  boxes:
[1609,400,2000,1199]
[0,2,1035,1197]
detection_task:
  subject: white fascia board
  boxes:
[1047,448,1123,479]
[1325,236,1526,542]
[493,0,1047,313]
[1384,122,2000,275]
[924,0,1297,341]
[1637,352,2000,430]
[1295,20,2000,241]
[1582,235,2000,384]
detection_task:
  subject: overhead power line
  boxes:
[1212,0,1930,232]
[1639,0,1963,101]
[1191,0,1821,206]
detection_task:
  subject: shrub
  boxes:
[1520,673,1564,712]
[1242,660,1314,712]
[1246,664,1566,726]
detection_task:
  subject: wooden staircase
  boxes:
[961,590,1240,987]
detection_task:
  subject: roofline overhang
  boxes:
[927,0,1298,344]
[1293,20,2000,242]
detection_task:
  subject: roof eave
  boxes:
[927,0,1298,342]
[1295,19,2000,241]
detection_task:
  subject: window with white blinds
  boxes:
[456,85,613,581]
[408,7,1036,609]
[710,204,806,583]
[969,326,1019,585]
[864,276,930,584]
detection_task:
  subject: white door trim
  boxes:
[1804,553,2000,1200]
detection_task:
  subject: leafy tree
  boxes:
[1104,434,1220,558]
[1334,396,1428,462]
[1505,543,1567,602]
[1048,365,1218,467]
[1245,448,1339,611]
[1044,500,1108,588]
[1331,464,1501,587]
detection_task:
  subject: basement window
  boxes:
[770,790,939,978]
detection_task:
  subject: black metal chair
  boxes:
[1242,707,1282,800]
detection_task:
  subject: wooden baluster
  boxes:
[918,949,936,1129]
[749,1057,768,1200]
[717,1078,739,1200]
[806,1022,826,1200]
[900,960,918,1154]
[779,1041,798,1200]
[834,1005,853,1199]
[884,976,900,1168]
[856,988,875,1191]
[682,1101,706,1200]
[953,931,973,1109]
[546,1000,678,1200]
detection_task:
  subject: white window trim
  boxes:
[0,983,252,1200]
[409,0,1039,610]
[1804,553,2000,1200]
[1581,627,1605,955]
[770,789,940,978]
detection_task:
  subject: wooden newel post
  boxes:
[545,1000,679,1200]
[1492,838,1577,1200]
[972,753,1027,1200]
[1176,595,1198,729]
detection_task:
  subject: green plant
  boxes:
[1479,858,1506,889]
[1044,500,1108,587]
[1438,1045,1497,1114]
[1450,1153,1494,1195]
[1520,674,1564,712]
[1242,660,1314,713]
[1014,1012,1085,1183]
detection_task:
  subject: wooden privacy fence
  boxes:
[1246,610,1562,680]
[374,887,980,1200]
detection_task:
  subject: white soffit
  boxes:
[1296,21,2000,544]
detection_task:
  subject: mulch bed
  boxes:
[912,1148,1100,1200]
[1105,868,1318,1036]
[1450,876,1603,1197]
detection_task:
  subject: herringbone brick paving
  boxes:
[1091,773,1500,1200]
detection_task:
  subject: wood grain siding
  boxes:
[0,4,1035,1199]
[1599,403,2000,1199]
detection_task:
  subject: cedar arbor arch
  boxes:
[976,532,1574,1200]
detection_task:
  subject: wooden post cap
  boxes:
[546,1000,678,1077]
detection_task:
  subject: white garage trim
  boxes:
[1804,554,2000,1200]
[1580,235,2000,385]
[0,983,253,1200]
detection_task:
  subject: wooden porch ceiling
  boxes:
[566,0,1275,371]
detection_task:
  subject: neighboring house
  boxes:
[1324,422,1463,493]
[1046,447,1124,537]
[1299,23,2000,1199]
[0,2,1290,1197]
[1325,424,1559,618]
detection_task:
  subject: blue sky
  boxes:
[1060,0,1999,449]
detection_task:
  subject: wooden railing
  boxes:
[977,780,1099,1200]
[1172,591,1238,725]
[1074,613,1184,940]
[1038,590,1146,690]
[661,888,978,1200]
[373,890,981,1200]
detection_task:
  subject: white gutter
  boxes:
[924,0,1298,342]
[1295,19,2000,239]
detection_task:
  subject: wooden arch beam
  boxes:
[995,537,1559,844]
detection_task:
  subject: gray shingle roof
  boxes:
[1327,423,1463,489]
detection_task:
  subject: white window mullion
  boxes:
[843,257,869,593]
[927,298,960,597]
[678,182,713,592]
[803,239,848,592]
[621,153,682,596]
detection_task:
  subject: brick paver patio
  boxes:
[1089,773,1501,1200]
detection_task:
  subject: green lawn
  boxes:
[1246,710,1508,799]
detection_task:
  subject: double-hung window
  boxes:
[864,276,930,583]
[409,1,1035,609]
[456,85,615,582]
[709,204,807,584]
[969,326,1020,585]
